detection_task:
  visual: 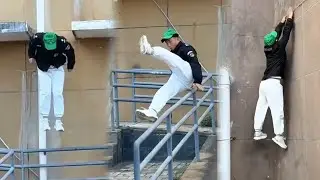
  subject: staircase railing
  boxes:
[0,145,111,180]
[110,68,219,180]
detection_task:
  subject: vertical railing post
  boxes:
[21,150,24,180]
[112,72,119,128]
[133,143,141,180]
[166,113,173,180]
[132,73,137,123]
[110,72,115,131]
[11,152,15,180]
[193,92,200,161]
[210,76,216,135]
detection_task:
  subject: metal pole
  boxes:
[166,114,173,180]
[36,0,48,179]
[112,72,119,128]
[210,78,216,135]
[193,92,200,161]
[217,68,230,180]
[11,153,15,180]
[133,144,141,180]
[132,73,137,123]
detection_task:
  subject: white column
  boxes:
[217,68,231,180]
[36,0,48,179]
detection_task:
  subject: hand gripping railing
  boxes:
[127,72,217,180]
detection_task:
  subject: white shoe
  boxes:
[41,119,51,131]
[253,131,267,140]
[54,120,64,132]
[272,135,287,149]
[136,108,158,122]
[139,35,154,55]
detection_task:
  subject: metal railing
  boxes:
[110,69,219,180]
[0,145,111,180]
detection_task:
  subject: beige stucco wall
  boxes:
[0,0,219,178]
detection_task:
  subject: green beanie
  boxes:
[264,31,278,46]
[161,28,178,43]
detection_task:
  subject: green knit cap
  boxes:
[264,31,278,46]
[161,28,178,42]
[43,32,57,50]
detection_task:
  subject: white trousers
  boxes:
[148,46,194,113]
[253,78,284,135]
[38,66,65,119]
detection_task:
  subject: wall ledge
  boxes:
[71,20,116,39]
[0,22,35,42]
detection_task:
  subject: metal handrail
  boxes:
[0,145,111,180]
[0,150,14,180]
[132,73,215,180]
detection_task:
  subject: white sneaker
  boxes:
[139,35,154,55]
[41,119,51,131]
[136,108,158,122]
[272,135,287,149]
[253,131,267,140]
[54,120,64,132]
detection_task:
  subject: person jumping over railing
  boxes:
[136,28,204,122]
[253,7,294,149]
[28,32,75,132]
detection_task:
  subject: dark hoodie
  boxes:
[262,18,294,80]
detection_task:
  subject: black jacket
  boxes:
[28,33,76,72]
[262,18,294,80]
[171,41,203,84]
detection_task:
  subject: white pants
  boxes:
[148,46,194,113]
[38,66,65,119]
[253,78,284,135]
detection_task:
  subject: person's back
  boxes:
[253,7,294,150]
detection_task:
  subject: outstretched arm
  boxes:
[279,7,294,49]
[183,46,203,84]
[275,16,286,39]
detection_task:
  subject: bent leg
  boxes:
[149,74,187,113]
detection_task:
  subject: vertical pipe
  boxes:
[36,0,47,179]
[193,92,200,161]
[112,72,119,128]
[210,77,216,135]
[20,71,26,180]
[217,68,230,180]
[166,114,173,180]
[132,73,137,123]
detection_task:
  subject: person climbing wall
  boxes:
[253,7,294,149]
[136,28,204,122]
[28,32,75,132]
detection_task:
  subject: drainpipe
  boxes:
[36,0,47,179]
[217,68,231,180]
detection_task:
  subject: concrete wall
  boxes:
[225,0,319,179]
[274,0,320,180]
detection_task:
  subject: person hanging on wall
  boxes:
[28,32,75,132]
[253,7,294,149]
[136,28,204,122]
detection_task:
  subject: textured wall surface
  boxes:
[227,0,320,179]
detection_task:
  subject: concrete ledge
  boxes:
[71,20,116,39]
[120,122,213,136]
[0,22,35,42]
